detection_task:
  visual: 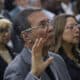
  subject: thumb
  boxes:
[44,57,53,68]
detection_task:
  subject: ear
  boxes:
[21,31,29,42]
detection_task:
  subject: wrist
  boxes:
[31,70,41,78]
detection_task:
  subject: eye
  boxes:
[69,25,74,29]
[39,22,46,28]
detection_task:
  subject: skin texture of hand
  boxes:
[31,38,53,77]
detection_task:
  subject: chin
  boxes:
[72,40,79,44]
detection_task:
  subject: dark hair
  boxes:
[13,9,42,37]
[75,0,80,14]
[40,0,46,4]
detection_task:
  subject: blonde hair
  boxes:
[0,18,12,29]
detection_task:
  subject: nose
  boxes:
[47,24,54,33]
[73,26,79,33]
[4,32,10,39]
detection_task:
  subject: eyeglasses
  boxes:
[66,24,80,30]
[23,20,52,32]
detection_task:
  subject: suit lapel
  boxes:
[20,48,51,79]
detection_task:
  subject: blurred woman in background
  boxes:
[53,14,80,80]
[0,18,14,80]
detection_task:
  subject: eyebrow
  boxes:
[38,19,50,25]
[23,19,50,32]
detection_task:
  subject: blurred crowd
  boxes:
[0,0,80,80]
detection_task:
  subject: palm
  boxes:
[31,38,53,77]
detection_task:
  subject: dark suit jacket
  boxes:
[1,10,12,21]
[4,48,71,80]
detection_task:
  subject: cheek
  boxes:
[62,30,73,43]
[32,29,47,38]
[5,33,11,40]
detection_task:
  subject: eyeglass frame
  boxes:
[22,19,53,32]
[65,24,80,30]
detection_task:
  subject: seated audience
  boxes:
[4,9,71,80]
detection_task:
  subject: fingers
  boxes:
[37,38,47,48]
[44,57,53,68]
[32,37,48,62]
[32,38,39,50]
[32,38,46,50]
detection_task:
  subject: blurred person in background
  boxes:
[0,18,15,80]
[4,0,16,12]
[10,0,29,21]
[60,0,74,15]
[73,0,80,23]
[53,14,80,80]
[40,0,63,21]
[40,0,63,15]
[0,0,12,21]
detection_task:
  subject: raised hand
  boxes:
[31,38,53,77]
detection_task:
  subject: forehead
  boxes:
[66,17,77,25]
[28,11,48,25]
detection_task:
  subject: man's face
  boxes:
[27,11,54,48]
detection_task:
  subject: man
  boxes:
[4,9,71,80]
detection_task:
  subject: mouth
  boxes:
[73,33,79,38]
[47,32,54,39]
[73,36,79,42]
